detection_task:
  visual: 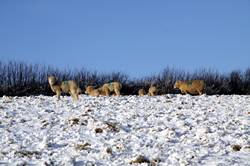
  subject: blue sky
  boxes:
[0,0,249,77]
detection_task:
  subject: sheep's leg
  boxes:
[181,90,187,95]
[105,89,109,96]
[56,90,61,100]
[198,90,202,95]
[69,89,77,101]
[115,89,120,96]
[72,91,79,100]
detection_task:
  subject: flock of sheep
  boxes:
[48,76,205,101]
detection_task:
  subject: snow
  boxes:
[0,94,249,165]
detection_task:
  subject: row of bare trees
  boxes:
[0,61,249,96]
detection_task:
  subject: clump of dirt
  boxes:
[129,155,150,164]
[106,147,112,155]
[104,122,120,132]
[41,120,49,129]
[129,155,160,165]
[232,144,241,151]
[75,143,91,151]
[68,118,79,126]
[95,128,103,133]
[14,150,41,158]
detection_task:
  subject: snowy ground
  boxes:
[0,94,249,166]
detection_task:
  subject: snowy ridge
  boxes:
[0,95,249,165]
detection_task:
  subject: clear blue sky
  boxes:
[0,0,249,78]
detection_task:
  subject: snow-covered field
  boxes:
[0,94,249,165]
